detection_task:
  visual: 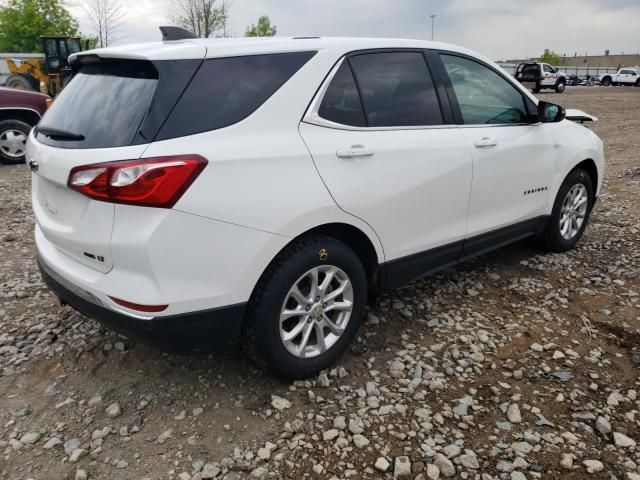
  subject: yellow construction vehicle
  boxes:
[5,36,84,96]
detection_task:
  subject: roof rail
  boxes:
[159,26,197,41]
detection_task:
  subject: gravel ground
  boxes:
[0,87,639,480]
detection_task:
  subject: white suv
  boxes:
[28,34,604,379]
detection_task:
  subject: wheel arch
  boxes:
[301,222,380,294]
[571,158,598,200]
[249,222,383,307]
[0,108,41,126]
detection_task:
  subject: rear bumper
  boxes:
[38,256,246,352]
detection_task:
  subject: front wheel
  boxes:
[540,168,594,252]
[243,235,367,379]
[555,80,566,93]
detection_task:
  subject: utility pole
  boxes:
[222,0,227,37]
[430,14,437,41]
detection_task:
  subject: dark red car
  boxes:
[0,87,50,164]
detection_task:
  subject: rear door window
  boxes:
[157,51,316,140]
[37,61,158,149]
[348,52,443,127]
[318,61,366,127]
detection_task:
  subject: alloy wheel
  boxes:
[559,184,588,240]
[279,265,353,358]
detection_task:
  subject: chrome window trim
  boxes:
[303,53,539,132]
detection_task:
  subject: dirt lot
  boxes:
[0,87,638,480]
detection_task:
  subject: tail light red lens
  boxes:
[68,155,207,208]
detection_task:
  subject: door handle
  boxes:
[473,137,498,148]
[336,145,375,158]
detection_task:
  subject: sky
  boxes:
[69,0,640,61]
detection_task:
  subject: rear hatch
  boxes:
[28,46,205,273]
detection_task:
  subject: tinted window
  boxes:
[158,51,315,140]
[318,61,365,127]
[349,52,443,127]
[441,54,529,125]
[37,61,158,149]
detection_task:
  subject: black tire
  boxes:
[540,168,594,252]
[532,86,541,93]
[5,74,38,91]
[243,234,367,379]
[555,80,566,93]
[601,77,611,86]
[635,79,640,87]
[0,119,31,164]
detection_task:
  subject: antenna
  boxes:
[159,26,197,41]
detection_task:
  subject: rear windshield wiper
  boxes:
[36,126,85,141]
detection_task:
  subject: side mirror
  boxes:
[538,101,566,123]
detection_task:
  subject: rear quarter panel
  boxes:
[140,49,385,261]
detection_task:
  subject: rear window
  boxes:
[156,51,316,140]
[37,61,158,149]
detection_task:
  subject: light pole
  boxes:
[430,14,437,41]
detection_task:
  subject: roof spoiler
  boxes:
[159,26,197,41]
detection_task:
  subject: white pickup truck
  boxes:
[515,62,567,93]
[600,68,640,87]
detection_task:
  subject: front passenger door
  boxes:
[438,54,556,251]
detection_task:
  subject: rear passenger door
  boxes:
[300,51,473,287]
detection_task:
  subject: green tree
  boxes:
[0,0,79,52]
[539,50,562,66]
[81,35,99,50]
[245,15,276,37]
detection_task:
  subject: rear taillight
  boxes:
[68,155,207,208]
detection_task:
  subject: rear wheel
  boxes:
[555,80,566,93]
[0,119,31,164]
[601,77,611,86]
[540,168,594,252]
[5,74,38,91]
[243,235,367,379]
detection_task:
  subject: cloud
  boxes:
[70,0,640,60]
